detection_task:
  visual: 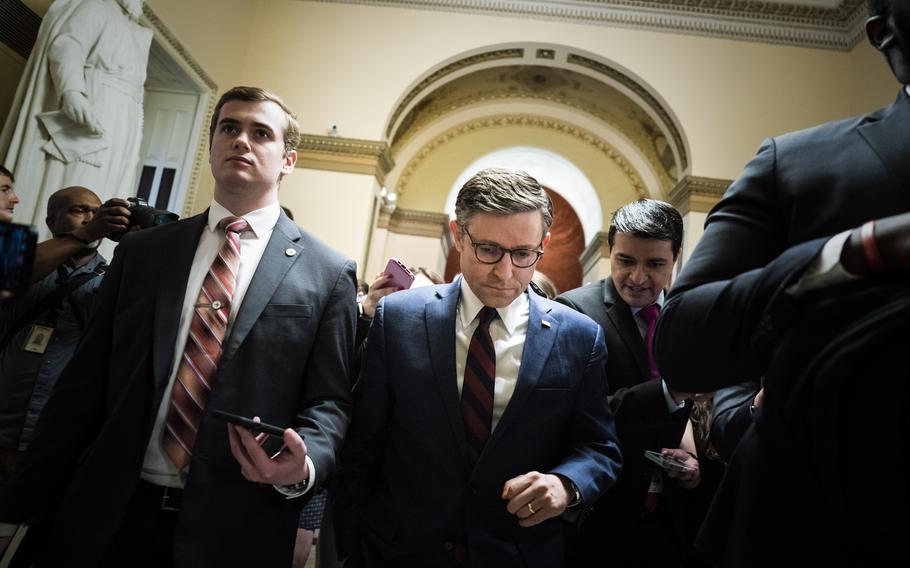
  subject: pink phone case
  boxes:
[384,258,415,290]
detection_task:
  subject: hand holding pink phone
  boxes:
[383,257,415,290]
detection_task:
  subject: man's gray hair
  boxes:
[608,199,684,259]
[454,168,553,234]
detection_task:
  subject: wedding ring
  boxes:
[527,503,536,515]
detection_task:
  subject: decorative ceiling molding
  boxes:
[311,0,867,50]
[386,48,524,139]
[295,134,394,182]
[668,175,731,215]
[395,113,648,201]
[377,207,450,238]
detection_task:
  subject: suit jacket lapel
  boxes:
[153,213,207,394]
[858,90,910,210]
[426,281,466,458]
[220,212,302,364]
[603,278,650,380]
[484,292,557,455]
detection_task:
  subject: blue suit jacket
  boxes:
[334,280,622,568]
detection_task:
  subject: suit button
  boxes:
[443,541,454,552]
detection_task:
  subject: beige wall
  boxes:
[279,168,376,268]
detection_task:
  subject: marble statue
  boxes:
[0,0,152,239]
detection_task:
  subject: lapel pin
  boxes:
[541,320,552,328]
[285,248,296,257]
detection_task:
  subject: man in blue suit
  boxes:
[333,168,622,567]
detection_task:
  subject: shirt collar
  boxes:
[458,277,528,335]
[206,200,281,239]
[630,289,665,316]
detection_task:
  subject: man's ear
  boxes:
[45,215,56,233]
[866,15,895,51]
[449,219,463,252]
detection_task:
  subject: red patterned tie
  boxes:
[461,306,498,467]
[638,303,661,380]
[162,216,248,470]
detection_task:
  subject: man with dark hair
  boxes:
[0,86,356,567]
[333,167,621,567]
[655,1,910,565]
[556,199,703,566]
[0,167,18,223]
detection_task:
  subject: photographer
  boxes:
[0,187,129,482]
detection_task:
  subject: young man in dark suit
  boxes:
[556,199,704,567]
[0,86,356,567]
[655,1,910,565]
[333,168,622,567]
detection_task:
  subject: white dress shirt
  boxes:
[141,200,314,493]
[455,278,529,430]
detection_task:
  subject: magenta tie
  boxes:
[163,216,248,470]
[638,303,661,380]
[461,306,498,467]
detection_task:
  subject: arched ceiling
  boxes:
[389,63,681,189]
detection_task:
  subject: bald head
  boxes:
[46,187,102,235]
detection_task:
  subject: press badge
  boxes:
[23,325,54,354]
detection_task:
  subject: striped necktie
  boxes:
[461,306,498,467]
[162,216,248,470]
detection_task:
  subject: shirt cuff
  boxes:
[788,230,861,294]
[273,455,316,498]
[661,379,687,413]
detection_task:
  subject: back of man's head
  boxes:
[454,168,553,235]
[0,165,13,183]
[608,199,683,259]
[868,0,890,17]
[867,0,910,84]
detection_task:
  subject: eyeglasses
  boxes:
[461,226,543,268]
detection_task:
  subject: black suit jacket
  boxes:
[655,90,910,567]
[0,210,357,567]
[556,278,691,565]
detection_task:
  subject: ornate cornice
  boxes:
[396,114,647,200]
[579,231,611,277]
[296,134,394,182]
[386,48,524,139]
[668,175,731,215]
[377,207,450,238]
[311,1,867,50]
[567,53,687,174]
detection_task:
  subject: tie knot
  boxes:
[639,303,660,324]
[219,216,249,235]
[478,306,499,326]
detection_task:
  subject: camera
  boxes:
[108,197,179,242]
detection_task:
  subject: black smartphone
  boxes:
[0,221,37,294]
[210,409,291,438]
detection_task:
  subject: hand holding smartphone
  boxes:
[383,257,415,290]
[643,449,696,473]
[211,409,293,439]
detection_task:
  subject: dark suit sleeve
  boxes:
[550,325,623,508]
[710,382,760,462]
[297,259,358,484]
[0,233,130,522]
[654,139,828,393]
[332,298,389,561]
